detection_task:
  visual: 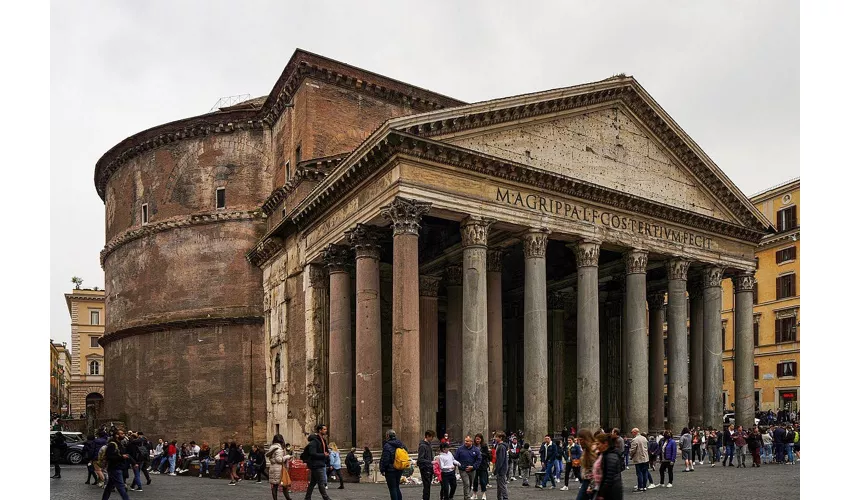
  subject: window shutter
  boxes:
[775,318,781,344]
[776,277,781,300]
[754,366,759,379]
[776,362,781,376]
[790,206,797,229]
[775,249,782,262]
[753,283,758,304]
[791,362,797,377]
[790,275,796,297]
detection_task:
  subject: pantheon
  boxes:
[95,49,772,448]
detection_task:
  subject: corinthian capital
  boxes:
[487,249,503,273]
[346,223,382,260]
[733,271,756,293]
[665,258,690,281]
[624,249,649,275]
[322,244,351,274]
[460,216,495,248]
[307,264,328,289]
[648,291,666,311]
[575,240,600,268]
[445,265,462,286]
[522,229,550,259]
[420,275,441,298]
[380,197,431,236]
[688,279,704,300]
[702,266,725,288]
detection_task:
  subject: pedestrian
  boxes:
[92,432,108,486]
[507,436,520,481]
[722,424,735,466]
[380,429,408,500]
[793,426,800,462]
[328,443,344,489]
[83,434,98,485]
[629,428,651,492]
[151,438,164,472]
[164,440,178,475]
[647,434,659,471]
[493,431,508,500]
[537,435,558,489]
[227,441,245,485]
[611,428,626,472]
[733,426,748,468]
[101,429,131,500]
[472,433,490,500]
[772,424,786,463]
[678,427,693,472]
[137,432,152,485]
[784,425,796,465]
[437,442,460,500]
[515,443,531,487]
[706,429,718,467]
[592,433,623,500]
[455,435,482,500]
[345,447,361,478]
[363,446,374,478]
[251,444,269,482]
[746,427,762,467]
[442,434,451,447]
[574,429,596,500]
[267,434,293,500]
[303,424,332,500]
[51,431,68,478]
[566,437,582,486]
[658,430,677,488]
[418,430,436,500]
[126,432,145,492]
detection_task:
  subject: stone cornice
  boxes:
[95,50,464,200]
[99,316,264,347]
[758,229,800,249]
[101,209,266,267]
[261,154,348,215]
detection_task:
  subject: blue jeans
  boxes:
[554,459,563,479]
[635,462,649,489]
[200,457,211,474]
[102,468,130,500]
[785,444,795,464]
[576,479,591,500]
[132,465,142,489]
[541,460,557,487]
[724,445,734,464]
[385,470,403,500]
[762,444,773,462]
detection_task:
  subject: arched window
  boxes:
[89,360,100,375]
[274,352,281,384]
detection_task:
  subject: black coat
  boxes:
[597,449,623,500]
[304,434,329,470]
[345,451,361,475]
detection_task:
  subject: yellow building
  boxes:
[722,177,800,413]
[50,342,59,413]
[54,342,72,415]
[66,288,106,417]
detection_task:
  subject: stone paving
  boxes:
[50,461,799,500]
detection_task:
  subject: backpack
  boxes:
[300,446,310,462]
[96,445,108,468]
[393,447,410,470]
[793,432,799,443]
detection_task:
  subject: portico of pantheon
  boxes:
[244,52,773,450]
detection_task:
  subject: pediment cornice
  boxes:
[261,153,348,215]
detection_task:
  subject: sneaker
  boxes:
[647,484,658,489]
[168,473,176,476]
[666,483,673,488]
[199,474,203,477]
[711,463,716,467]
[472,494,477,500]
[137,489,143,493]
[481,494,486,500]
[634,486,640,492]
[130,485,137,491]
[550,486,556,490]
[229,481,236,485]
[561,486,569,491]
[699,461,704,465]
[535,485,543,489]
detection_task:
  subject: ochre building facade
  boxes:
[96,50,772,447]
[66,288,106,417]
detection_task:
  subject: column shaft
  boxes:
[666,259,690,433]
[688,281,705,427]
[487,250,504,433]
[445,265,462,441]
[419,276,440,436]
[624,250,649,433]
[324,244,353,448]
[702,267,724,431]
[648,292,666,433]
[550,296,566,431]
[734,272,756,429]
[523,229,549,444]
[576,240,601,430]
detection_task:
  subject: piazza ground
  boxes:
[49,462,799,500]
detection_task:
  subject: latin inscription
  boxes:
[496,187,713,250]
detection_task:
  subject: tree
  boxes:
[71,276,83,289]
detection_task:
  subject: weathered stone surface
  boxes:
[666,259,690,433]
[647,292,666,433]
[523,230,548,444]
[702,268,724,432]
[623,250,648,433]
[419,276,440,436]
[688,280,705,427]
[576,241,600,430]
[733,272,756,430]
[461,217,491,435]
[486,254,504,432]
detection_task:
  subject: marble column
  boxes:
[549,292,566,431]
[702,267,725,432]
[460,216,492,436]
[647,291,666,433]
[304,264,330,429]
[563,290,578,429]
[576,240,601,431]
[380,197,431,447]
[623,250,649,433]
[419,275,441,435]
[523,229,549,444]
[346,224,382,448]
[487,249,504,433]
[444,264,463,442]
[688,278,705,427]
[323,243,353,447]
[666,258,690,433]
[733,271,756,430]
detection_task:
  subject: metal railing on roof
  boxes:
[209,94,252,112]
[749,176,800,199]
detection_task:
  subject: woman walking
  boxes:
[266,434,293,500]
[761,428,773,463]
[472,433,490,499]
[658,431,677,488]
[575,429,596,500]
[329,443,344,489]
[706,430,718,467]
[591,433,623,500]
[436,442,460,500]
[228,441,244,485]
[251,444,269,482]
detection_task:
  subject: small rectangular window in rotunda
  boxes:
[142,203,148,225]
[216,187,226,209]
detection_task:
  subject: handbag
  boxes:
[280,466,292,487]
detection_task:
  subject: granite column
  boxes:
[324,243,353,447]
[647,292,666,433]
[688,278,705,427]
[702,267,725,432]
[576,240,601,431]
[523,229,549,444]
[623,250,649,433]
[666,258,690,433]
[419,275,441,435]
[734,271,756,430]
[487,249,504,433]
[444,265,463,442]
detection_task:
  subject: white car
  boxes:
[723,414,760,426]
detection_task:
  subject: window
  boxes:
[216,187,226,209]
[90,310,100,325]
[776,274,796,299]
[721,323,727,351]
[753,321,760,347]
[90,336,101,348]
[274,352,281,384]
[295,144,302,164]
[777,361,797,378]
[755,257,759,270]
[753,282,759,305]
[777,206,797,232]
[142,203,149,225]
[722,368,725,382]
[776,246,797,264]
[663,337,668,358]
[664,373,668,385]
[754,365,760,379]
[285,161,291,182]
[775,316,797,343]
[89,360,100,375]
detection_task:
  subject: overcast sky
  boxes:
[50,0,799,348]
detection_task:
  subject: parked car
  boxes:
[51,431,84,443]
[64,442,86,465]
[723,413,760,426]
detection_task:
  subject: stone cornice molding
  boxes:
[419,275,441,298]
[487,249,503,273]
[322,244,351,274]
[575,240,601,268]
[624,249,649,275]
[261,154,348,215]
[94,50,464,200]
[460,216,494,248]
[345,223,382,260]
[758,230,800,249]
[99,316,264,347]
[522,229,550,259]
[444,265,463,287]
[380,197,431,236]
[702,266,725,288]
[733,271,756,293]
[665,258,691,281]
[100,209,267,267]
[648,291,666,311]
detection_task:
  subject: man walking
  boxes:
[101,429,131,500]
[418,430,436,500]
[304,424,332,500]
[733,426,748,468]
[784,425,796,465]
[722,424,735,466]
[538,435,557,489]
[630,428,652,492]
[679,428,693,472]
[493,432,509,500]
[456,435,482,500]
[380,429,407,500]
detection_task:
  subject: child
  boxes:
[436,442,459,500]
[518,442,532,487]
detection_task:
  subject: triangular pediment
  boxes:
[445,107,736,222]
